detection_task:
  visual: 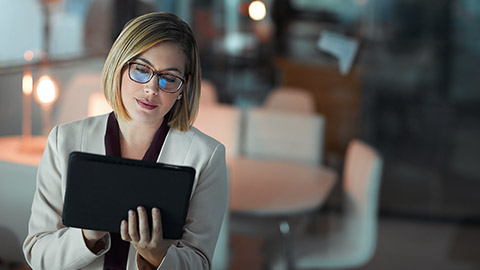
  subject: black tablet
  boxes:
[62,151,195,239]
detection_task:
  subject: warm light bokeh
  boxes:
[249,1,266,21]
[24,50,34,62]
[36,75,57,104]
[22,72,33,95]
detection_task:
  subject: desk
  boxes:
[0,136,46,166]
[227,157,337,270]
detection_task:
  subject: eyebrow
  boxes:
[135,57,184,75]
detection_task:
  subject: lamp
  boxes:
[35,75,58,136]
[18,51,48,153]
[22,67,33,140]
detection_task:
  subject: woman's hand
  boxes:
[82,229,108,254]
[121,206,175,268]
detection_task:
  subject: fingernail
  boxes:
[129,210,134,216]
[153,207,159,214]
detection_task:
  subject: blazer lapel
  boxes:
[82,114,108,155]
[77,114,195,165]
[157,128,194,166]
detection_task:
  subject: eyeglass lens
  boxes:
[129,63,182,92]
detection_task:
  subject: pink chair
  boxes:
[195,104,241,158]
[200,79,219,106]
[264,87,316,114]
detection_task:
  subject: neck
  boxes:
[118,117,163,148]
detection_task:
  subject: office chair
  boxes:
[264,87,316,115]
[268,139,383,269]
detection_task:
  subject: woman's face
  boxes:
[120,42,186,126]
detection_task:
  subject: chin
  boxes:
[129,111,163,125]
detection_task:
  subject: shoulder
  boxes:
[50,114,109,155]
[56,114,108,134]
[189,126,223,149]
[55,114,108,143]
[163,126,225,167]
[169,126,224,150]
[179,126,225,156]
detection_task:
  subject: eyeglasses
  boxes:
[127,62,186,93]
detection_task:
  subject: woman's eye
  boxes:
[162,74,177,83]
[136,67,150,74]
[133,64,150,74]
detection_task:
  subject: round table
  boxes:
[227,156,337,216]
[227,157,338,270]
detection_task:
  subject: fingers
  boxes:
[128,209,140,242]
[120,206,156,244]
[120,220,130,241]
[151,207,162,243]
[137,206,151,241]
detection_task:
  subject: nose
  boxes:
[143,77,159,96]
[144,87,158,96]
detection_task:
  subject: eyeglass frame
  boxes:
[126,61,187,93]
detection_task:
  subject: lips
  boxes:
[135,98,158,110]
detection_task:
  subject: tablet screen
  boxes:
[62,151,195,239]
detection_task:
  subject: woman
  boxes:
[23,12,228,270]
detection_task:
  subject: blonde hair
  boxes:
[102,12,201,131]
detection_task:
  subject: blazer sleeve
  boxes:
[158,143,229,270]
[23,126,110,270]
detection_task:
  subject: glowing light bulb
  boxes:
[23,72,33,95]
[249,1,266,21]
[36,75,57,104]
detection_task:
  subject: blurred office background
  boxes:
[1,0,479,269]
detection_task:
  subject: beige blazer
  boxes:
[23,114,228,270]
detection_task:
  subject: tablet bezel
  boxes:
[62,151,195,239]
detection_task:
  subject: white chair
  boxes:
[268,139,383,270]
[264,87,316,114]
[230,108,325,239]
[243,108,325,167]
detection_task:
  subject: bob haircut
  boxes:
[102,12,201,131]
